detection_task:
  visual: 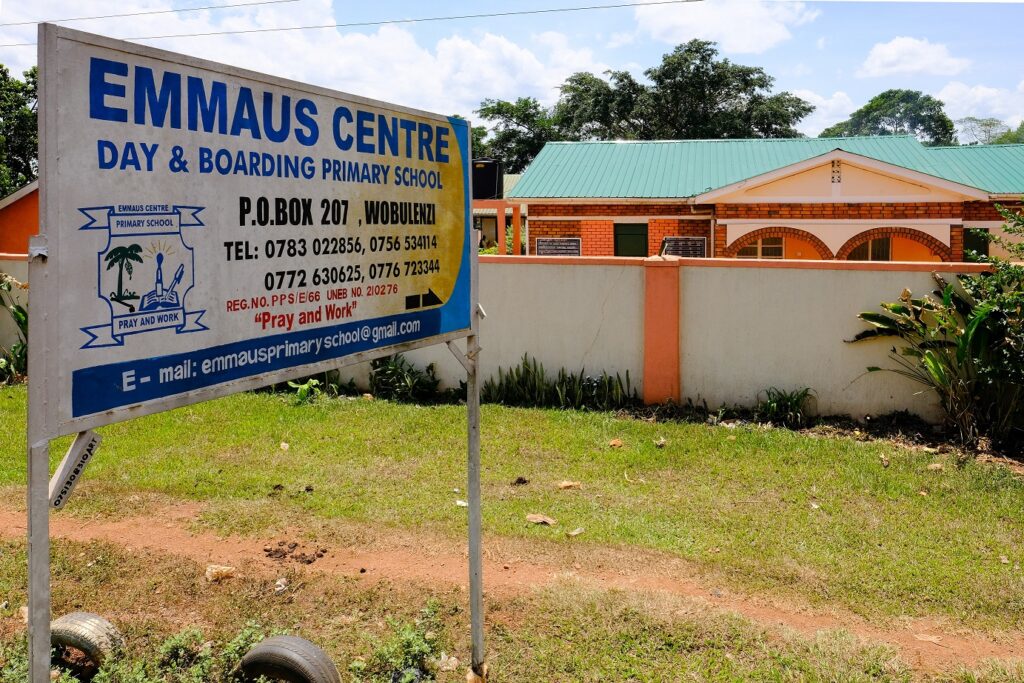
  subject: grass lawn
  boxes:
[2,385,1024,633]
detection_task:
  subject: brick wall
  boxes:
[713,225,727,257]
[528,220,580,254]
[716,203,964,220]
[648,219,711,256]
[963,201,1024,222]
[580,220,615,256]
[949,225,964,262]
[529,203,707,217]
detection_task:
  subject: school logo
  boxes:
[79,204,207,348]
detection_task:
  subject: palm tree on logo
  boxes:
[105,243,143,310]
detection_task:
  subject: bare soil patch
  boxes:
[1,502,1021,672]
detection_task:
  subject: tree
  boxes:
[642,40,812,140]
[993,122,1024,145]
[956,116,1010,145]
[477,40,813,170]
[475,97,562,173]
[820,89,956,146]
[554,70,654,140]
[0,65,37,197]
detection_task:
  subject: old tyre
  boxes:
[50,612,125,667]
[239,635,340,683]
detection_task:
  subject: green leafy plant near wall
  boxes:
[482,354,638,411]
[851,203,1024,448]
[754,387,815,428]
[0,272,27,384]
[370,354,441,403]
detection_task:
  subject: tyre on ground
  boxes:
[50,611,125,673]
[239,635,340,683]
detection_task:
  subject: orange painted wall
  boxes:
[0,189,37,255]
[784,235,825,260]
[892,236,941,262]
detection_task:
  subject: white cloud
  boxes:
[937,81,1024,128]
[791,89,856,136]
[857,37,970,78]
[0,0,606,119]
[816,36,826,50]
[606,31,637,49]
[634,0,819,54]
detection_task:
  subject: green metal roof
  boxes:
[922,145,1024,195]
[508,136,1024,199]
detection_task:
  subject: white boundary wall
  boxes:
[12,255,953,421]
[0,258,27,352]
[344,262,646,393]
[679,266,944,421]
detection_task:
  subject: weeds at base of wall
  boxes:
[481,354,639,411]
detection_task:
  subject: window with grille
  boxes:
[736,236,783,259]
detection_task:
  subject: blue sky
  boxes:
[1,0,1022,138]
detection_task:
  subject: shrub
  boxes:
[482,354,638,411]
[350,602,445,683]
[370,354,441,403]
[852,204,1024,448]
[755,387,815,428]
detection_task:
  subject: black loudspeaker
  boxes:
[472,158,504,200]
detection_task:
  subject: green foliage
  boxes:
[474,97,563,173]
[641,40,812,140]
[0,636,29,682]
[820,89,956,146]
[350,602,445,683]
[0,65,37,197]
[993,121,1024,145]
[755,387,815,428]
[370,354,440,403]
[852,264,1024,447]
[475,40,813,170]
[287,377,322,404]
[42,622,274,683]
[0,272,27,383]
[482,354,638,411]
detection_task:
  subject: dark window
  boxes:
[614,223,648,257]
[848,237,891,261]
[964,228,990,260]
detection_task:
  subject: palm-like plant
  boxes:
[850,275,1002,444]
[104,243,143,304]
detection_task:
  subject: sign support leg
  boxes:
[466,331,486,681]
[27,439,51,683]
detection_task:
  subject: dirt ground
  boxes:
[0,502,1021,674]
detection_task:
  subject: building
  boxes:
[509,136,1024,261]
[472,173,523,248]
[0,181,38,258]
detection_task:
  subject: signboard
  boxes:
[36,26,473,438]
[659,236,707,258]
[535,237,582,256]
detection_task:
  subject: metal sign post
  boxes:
[30,23,485,682]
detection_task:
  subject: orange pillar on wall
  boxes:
[642,256,682,405]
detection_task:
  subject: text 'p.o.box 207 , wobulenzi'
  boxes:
[36,25,473,438]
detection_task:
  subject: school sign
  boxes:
[36,25,473,438]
